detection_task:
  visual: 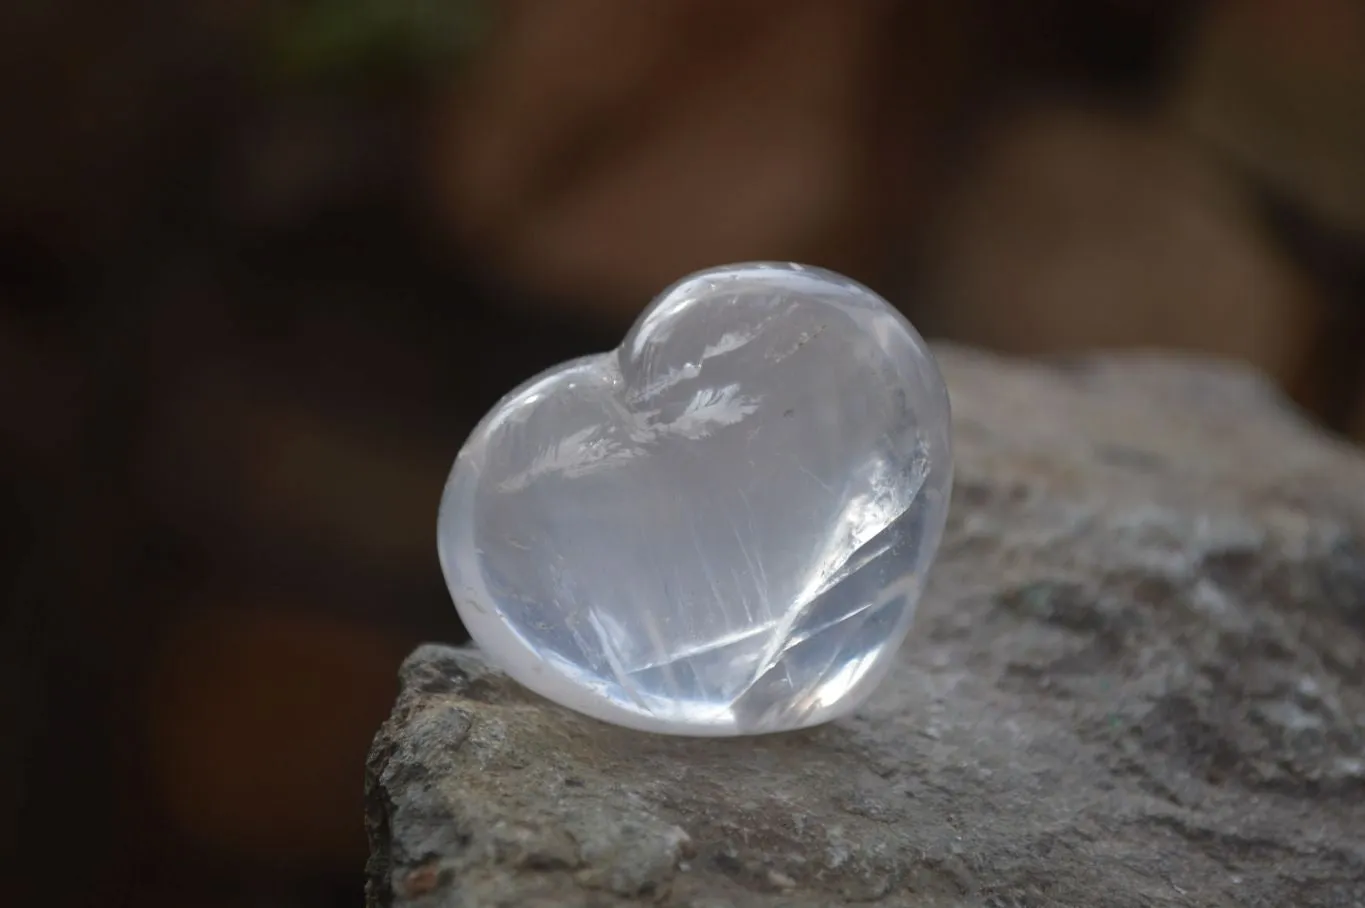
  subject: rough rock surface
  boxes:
[366,346,1365,908]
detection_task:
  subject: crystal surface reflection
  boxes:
[438,263,952,735]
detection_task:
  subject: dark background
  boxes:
[4,1,1365,905]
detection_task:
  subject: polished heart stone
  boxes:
[438,263,952,736]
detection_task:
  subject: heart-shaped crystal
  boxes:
[438,263,952,735]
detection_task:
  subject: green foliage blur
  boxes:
[265,0,490,85]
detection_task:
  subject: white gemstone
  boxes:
[438,263,953,735]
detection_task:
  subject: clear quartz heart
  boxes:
[438,263,952,736]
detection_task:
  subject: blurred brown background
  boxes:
[3,1,1364,906]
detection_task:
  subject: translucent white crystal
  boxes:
[438,263,953,735]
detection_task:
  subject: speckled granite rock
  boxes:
[365,346,1365,908]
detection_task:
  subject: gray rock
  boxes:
[366,346,1365,907]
